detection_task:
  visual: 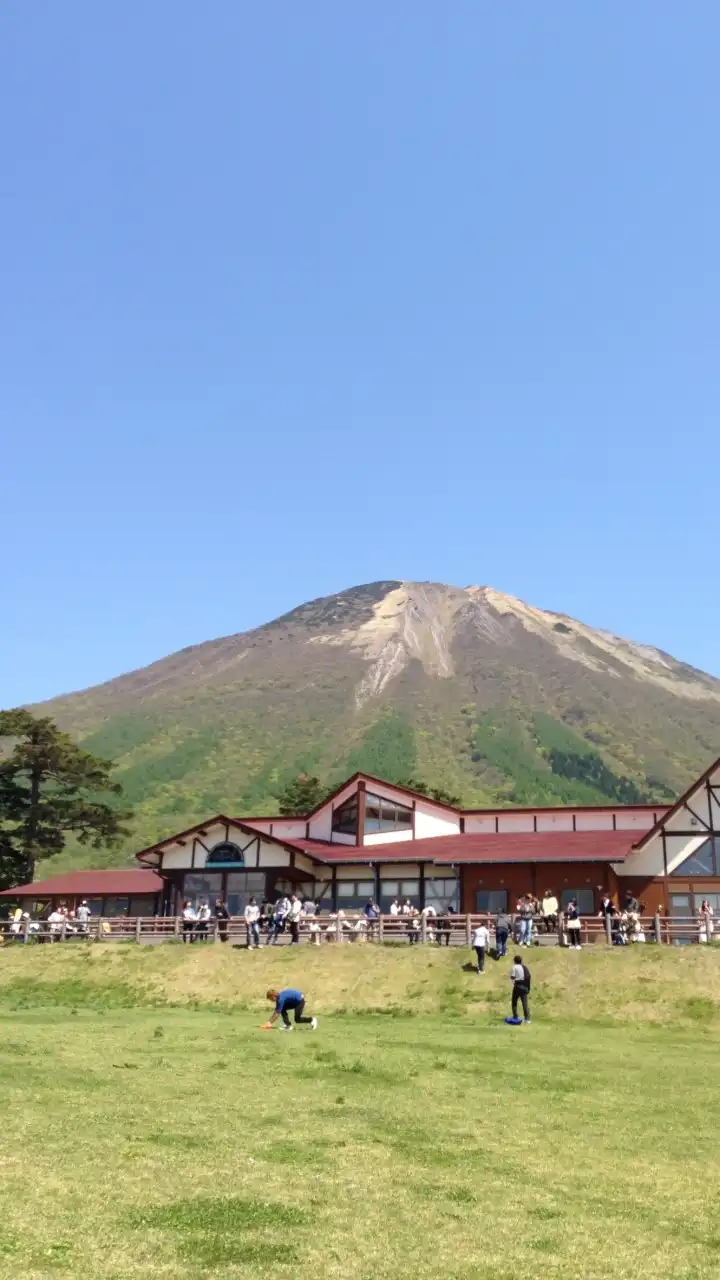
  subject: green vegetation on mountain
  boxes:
[24,580,720,872]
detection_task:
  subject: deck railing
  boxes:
[0,912,714,947]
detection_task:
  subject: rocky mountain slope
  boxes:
[36,581,720,868]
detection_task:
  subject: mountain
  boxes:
[35,581,720,870]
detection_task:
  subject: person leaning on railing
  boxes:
[541,890,559,934]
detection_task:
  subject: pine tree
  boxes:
[276,773,327,816]
[0,709,132,883]
[398,777,462,807]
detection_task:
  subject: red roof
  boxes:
[285,830,635,864]
[0,869,165,898]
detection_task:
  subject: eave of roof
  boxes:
[631,756,720,851]
[0,869,165,897]
[284,829,635,865]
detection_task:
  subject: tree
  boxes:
[398,777,462,807]
[0,709,132,884]
[276,773,327,816]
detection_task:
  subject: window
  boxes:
[206,841,246,868]
[336,880,375,910]
[670,839,718,877]
[380,879,420,908]
[561,889,595,915]
[475,889,507,914]
[103,896,130,917]
[183,873,222,910]
[128,895,156,917]
[426,878,460,911]
[364,793,413,835]
[332,799,358,837]
[226,871,265,916]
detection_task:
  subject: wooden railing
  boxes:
[0,912,714,947]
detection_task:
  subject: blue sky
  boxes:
[2,1,718,705]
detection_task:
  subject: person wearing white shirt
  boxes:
[472,923,490,972]
[182,900,196,944]
[244,897,260,949]
[389,899,400,917]
[76,900,91,935]
[48,909,65,941]
[195,901,212,941]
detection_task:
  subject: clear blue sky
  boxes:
[2,1,718,705]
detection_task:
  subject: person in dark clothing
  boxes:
[265,988,318,1032]
[437,905,454,946]
[624,891,640,914]
[215,898,230,943]
[510,955,531,1022]
[495,911,510,958]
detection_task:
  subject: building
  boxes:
[133,759,720,920]
[0,869,165,917]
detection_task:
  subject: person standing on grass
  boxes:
[495,910,510,959]
[265,988,318,1032]
[288,894,303,945]
[472,921,490,972]
[244,897,260,949]
[182,900,196,943]
[215,898,230,943]
[541,890,559,934]
[510,955,531,1023]
[565,899,582,950]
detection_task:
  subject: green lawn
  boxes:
[1,959,720,1278]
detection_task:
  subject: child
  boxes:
[471,921,490,972]
[265,988,318,1032]
[510,955,531,1023]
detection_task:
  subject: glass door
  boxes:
[669,894,693,945]
[226,872,266,917]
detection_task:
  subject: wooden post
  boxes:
[558,912,565,947]
[60,919,67,943]
[336,915,343,944]
[654,913,661,944]
[174,915,181,937]
[135,916,142,943]
[421,912,427,945]
[465,914,472,948]
[379,914,384,944]
[605,914,612,945]
[22,915,30,943]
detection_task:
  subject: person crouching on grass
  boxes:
[264,988,318,1032]
[510,955,531,1023]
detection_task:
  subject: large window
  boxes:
[380,879,420,909]
[670,839,718,877]
[183,873,222,909]
[475,889,508,914]
[332,799,358,837]
[336,880,375,910]
[561,889,595,915]
[364,793,412,835]
[226,871,265,916]
[426,878,460,912]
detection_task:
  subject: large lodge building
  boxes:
[5,759,720,922]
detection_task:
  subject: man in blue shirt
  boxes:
[266,988,318,1032]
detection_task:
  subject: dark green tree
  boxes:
[276,773,327,816]
[0,709,132,884]
[398,777,462,807]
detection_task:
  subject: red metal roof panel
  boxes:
[0,869,165,897]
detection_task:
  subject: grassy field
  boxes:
[1,944,720,1278]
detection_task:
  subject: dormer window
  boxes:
[331,798,358,837]
[365,793,412,835]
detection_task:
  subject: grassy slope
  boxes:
[1,947,720,1278]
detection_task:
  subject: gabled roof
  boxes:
[134,814,329,868]
[631,757,720,851]
[303,772,462,818]
[0,869,165,898]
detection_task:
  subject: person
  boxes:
[472,921,490,972]
[421,903,437,942]
[437,905,453,947]
[76,900,91,935]
[196,901,212,941]
[364,898,379,940]
[9,906,23,938]
[565,899,582,949]
[613,910,629,946]
[260,898,274,941]
[698,899,714,944]
[244,897,260,949]
[510,955,531,1023]
[541,890,559,934]
[48,907,65,941]
[269,898,288,946]
[495,909,510,958]
[624,890,640,915]
[215,898,230,943]
[389,898,401,917]
[517,896,534,947]
[182,900,196,943]
[308,916,322,946]
[265,988,318,1032]
[287,894,303,945]
[301,897,316,917]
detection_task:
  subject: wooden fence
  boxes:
[0,912,713,947]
